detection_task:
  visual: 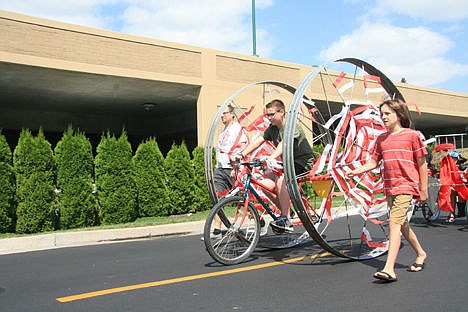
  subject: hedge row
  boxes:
[0,127,211,234]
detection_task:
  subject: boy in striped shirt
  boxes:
[346,99,428,282]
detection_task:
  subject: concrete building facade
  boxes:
[1,10,467,152]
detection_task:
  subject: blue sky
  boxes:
[1,0,468,93]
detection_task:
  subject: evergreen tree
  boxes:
[301,143,327,199]
[0,130,15,232]
[14,129,56,233]
[95,131,137,224]
[313,143,325,157]
[133,138,169,217]
[164,142,195,215]
[191,146,212,212]
[55,126,97,229]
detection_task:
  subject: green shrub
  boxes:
[133,138,169,217]
[191,146,212,212]
[14,129,56,233]
[55,126,97,229]
[313,143,325,156]
[164,141,195,215]
[95,131,137,224]
[0,130,15,232]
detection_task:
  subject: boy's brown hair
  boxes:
[380,99,413,128]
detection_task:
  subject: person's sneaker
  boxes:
[200,229,222,241]
[212,228,222,237]
[260,218,268,236]
[270,215,293,234]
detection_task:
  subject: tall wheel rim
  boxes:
[284,58,404,259]
[204,81,298,204]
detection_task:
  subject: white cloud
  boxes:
[0,0,118,28]
[319,23,468,87]
[375,0,468,21]
[118,0,274,55]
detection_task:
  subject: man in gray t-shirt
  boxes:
[239,99,314,233]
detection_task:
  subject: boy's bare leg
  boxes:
[401,222,427,270]
[376,221,401,279]
[276,175,290,217]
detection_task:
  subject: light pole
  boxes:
[251,0,258,57]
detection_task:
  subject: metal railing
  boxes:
[434,133,467,149]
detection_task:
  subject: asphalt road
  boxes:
[0,216,466,312]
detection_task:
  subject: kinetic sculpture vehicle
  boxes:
[204,58,411,264]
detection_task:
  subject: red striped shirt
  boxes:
[372,129,427,196]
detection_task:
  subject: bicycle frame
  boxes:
[203,161,320,265]
[243,172,280,221]
[227,161,281,225]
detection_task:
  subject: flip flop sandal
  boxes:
[373,270,398,282]
[408,262,425,272]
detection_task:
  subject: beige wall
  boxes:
[397,83,468,117]
[1,10,467,148]
[0,10,203,83]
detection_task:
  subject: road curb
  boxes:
[0,220,205,255]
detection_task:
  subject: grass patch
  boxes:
[0,210,211,240]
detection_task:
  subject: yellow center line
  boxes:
[56,251,331,303]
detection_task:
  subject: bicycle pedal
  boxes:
[271,226,285,235]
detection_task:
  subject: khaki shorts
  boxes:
[387,194,413,225]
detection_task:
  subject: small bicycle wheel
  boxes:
[421,176,440,222]
[204,195,261,265]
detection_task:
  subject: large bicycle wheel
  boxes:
[204,81,298,205]
[204,80,311,250]
[284,58,404,260]
[203,195,261,265]
[421,176,441,222]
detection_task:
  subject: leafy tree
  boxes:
[0,130,15,232]
[191,146,212,212]
[55,126,97,229]
[164,141,195,215]
[95,131,137,224]
[133,138,169,217]
[14,129,56,233]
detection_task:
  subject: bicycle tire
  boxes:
[421,176,440,222]
[465,201,468,227]
[203,195,261,265]
[421,203,440,222]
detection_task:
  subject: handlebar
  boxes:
[231,158,283,171]
[230,159,263,168]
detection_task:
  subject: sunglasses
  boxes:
[265,110,280,118]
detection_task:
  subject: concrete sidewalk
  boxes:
[0,221,205,255]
